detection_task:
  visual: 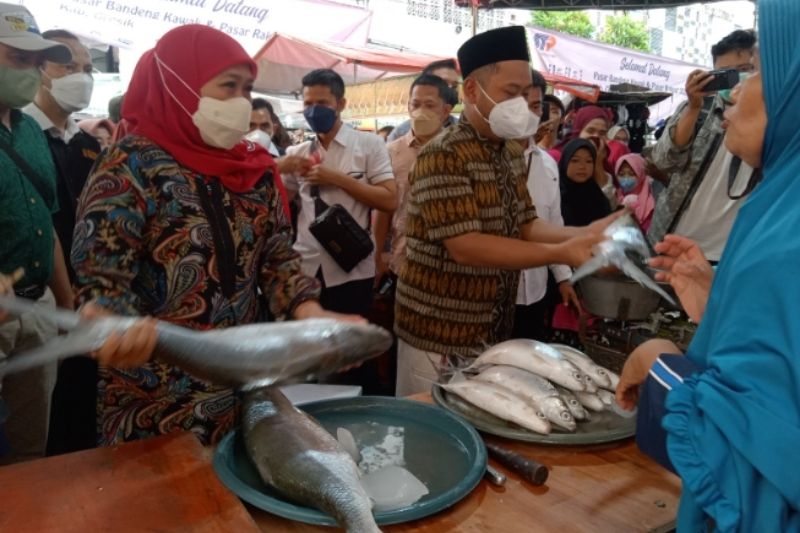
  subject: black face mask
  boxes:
[728,155,763,200]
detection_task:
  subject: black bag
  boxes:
[308,184,374,273]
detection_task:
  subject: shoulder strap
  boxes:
[0,135,55,208]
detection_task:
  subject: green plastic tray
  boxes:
[213,396,487,527]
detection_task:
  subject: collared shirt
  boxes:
[24,103,101,281]
[386,130,424,273]
[517,144,572,305]
[395,116,537,355]
[23,103,81,144]
[284,124,394,288]
[0,110,58,288]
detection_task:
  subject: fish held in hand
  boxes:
[551,344,617,391]
[466,339,587,392]
[570,212,676,305]
[0,294,392,390]
[243,387,382,533]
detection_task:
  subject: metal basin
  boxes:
[577,273,673,321]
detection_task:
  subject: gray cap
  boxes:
[0,3,71,63]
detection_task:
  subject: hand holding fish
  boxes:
[650,234,714,323]
[616,339,682,411]
[555,233,605,268]
[0,268,24,322]
[584,209,627,237]
[80,303,158,368]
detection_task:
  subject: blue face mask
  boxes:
[303,105,338,134]
[618,176,638,193]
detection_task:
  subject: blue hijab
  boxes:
[663,1,800,530]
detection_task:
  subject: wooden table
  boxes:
[251,394,681,533]
[0,432,261,533]
[0,396,680,533]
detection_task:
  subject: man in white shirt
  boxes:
[514,69,580,340]
[284,68,397,319]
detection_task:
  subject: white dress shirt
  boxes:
[517,145,573,305]
[284,124,394,288]
[23,103,81,144]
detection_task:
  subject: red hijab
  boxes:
[122,25,286,206]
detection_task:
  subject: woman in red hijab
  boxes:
[71,25,339,446]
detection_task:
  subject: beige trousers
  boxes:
[0,288,58,465]
[395,339,443,397]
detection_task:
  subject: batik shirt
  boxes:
[394,117,537,355]
[72,135,320,445]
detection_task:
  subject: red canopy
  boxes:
[253,33,453,95]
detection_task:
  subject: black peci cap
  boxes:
[457,26,530,79]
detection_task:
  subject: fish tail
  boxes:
[0,331,101,377]
[0,293,82,330]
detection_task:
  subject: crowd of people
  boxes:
[0,0,797,529]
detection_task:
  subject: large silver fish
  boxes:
[243,387,382,533]
[570,212,676,305]
[0,294,392,390]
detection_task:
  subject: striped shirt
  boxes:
[394,117,537,355]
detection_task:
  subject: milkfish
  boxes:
[551,344,619,391]
[474,365,576,432]
[465,339,588,392]
[570,212,676,305]
[0,294,393,390]
[437,373,552,435]
[243,387,382,533]
[555,386,591,422]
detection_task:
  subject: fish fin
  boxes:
[616,256,677,305]
[570,255,608,284]
[0,330,101,377]
[0,293,82,330]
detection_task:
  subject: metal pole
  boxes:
[472,3,478,36]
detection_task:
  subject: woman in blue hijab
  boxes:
[615,0,800,530]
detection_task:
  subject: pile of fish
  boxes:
[436,339,622,435]
[244,387,428,533]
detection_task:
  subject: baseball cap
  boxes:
[0,3,70,63]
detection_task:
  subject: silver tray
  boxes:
[431,386,636,445]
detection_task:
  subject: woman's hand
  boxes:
[649,234,714,323]
[80,303,159,368]
[0,268,24,322]
[616,338,682,411]
[277,155,313,176]
[293,300,367,324]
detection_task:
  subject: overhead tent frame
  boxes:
[454,0,732,9]
[252,33,454,96]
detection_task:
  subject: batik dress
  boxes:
[71,135,320,445]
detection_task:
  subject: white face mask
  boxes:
[155,54,251,150]
[244,128,279,156]
[475,83,540,139]
[47,72,93,113]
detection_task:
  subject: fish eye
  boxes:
[598,369,608,376]
[561,412,573,420]
[537,412,547,419]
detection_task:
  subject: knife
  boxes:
[484,441,549,486]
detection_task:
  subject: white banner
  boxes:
[528,26,703,122]
[21,0,372,54]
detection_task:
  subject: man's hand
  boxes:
[277,155,313,176]
[650,234,713,323]
[585,209,626,236]
[304,165,346,188]
[374,253,390,289]
[0,268,24,322]
[558,281,581,313]
[80,303,158,368]
[616,338,682,411]
[685,69,714,111]
[554,233,604,268]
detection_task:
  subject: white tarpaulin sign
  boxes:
[20,0,372,54]
[528,26,704,121]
